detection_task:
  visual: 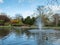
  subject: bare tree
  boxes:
[53,14,60,26]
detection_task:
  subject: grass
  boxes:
[0,25,12,30]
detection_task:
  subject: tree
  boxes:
[24,16,31,25]
[0,14,10,25]
[53,14,60,26]
[22,16,36,25]
[15,14,23,20]
[37,6,44,14]
[41,15,50,26]
[31,17,36,25]
[36,6,54,26]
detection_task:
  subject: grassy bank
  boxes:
[1,25,60,30]
[42,27,60,30]
[0,25,12,30]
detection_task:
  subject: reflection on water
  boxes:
[0,28,60,45]
[0,29,10,38]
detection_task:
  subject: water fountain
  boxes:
[29,0,60,45]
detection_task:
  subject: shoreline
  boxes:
[0,26,60,30]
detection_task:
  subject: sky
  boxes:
[0,0,60,18]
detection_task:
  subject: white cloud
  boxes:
[43,5,60,18]
[48,5,60,13]
[0,0,3,3]
[44,5,60,15]
[21,11,34,18]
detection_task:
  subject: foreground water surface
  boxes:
[0,28,60,45]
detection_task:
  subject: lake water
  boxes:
[0,28,60,45]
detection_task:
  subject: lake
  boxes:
[0,28,60,45]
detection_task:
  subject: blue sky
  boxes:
[0,0,60,18]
